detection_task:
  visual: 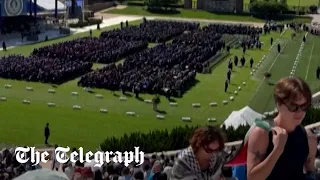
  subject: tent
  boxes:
[222,106,265,167]
[34,0,66,11]
[222,106,264,130]
[13,169,69,180]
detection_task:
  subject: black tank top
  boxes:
[266,125,309,180]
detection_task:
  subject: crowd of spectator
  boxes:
[0,55,92,84]
[0,20,262,92]
[79,23,262,97]
[78,34,223,96]
[100,20,200,43]
[32,38,148,64]
[202,24,262,35]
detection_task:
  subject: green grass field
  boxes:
[106,6,312,23]
[0,22,319,150]
[250,31,320,112]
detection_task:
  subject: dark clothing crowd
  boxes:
[0,55,92,84]
[32,37,148,64]
[79,23,261,97]
[0,21,262,95]
[100,20,200,43]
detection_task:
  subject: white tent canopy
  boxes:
[34,0,66,10]
[13,169,69,180]
[222,106,264,130]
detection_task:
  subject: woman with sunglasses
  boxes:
[246,77,317,180]
[171,125,226,180]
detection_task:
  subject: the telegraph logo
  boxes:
[4,0,24,16]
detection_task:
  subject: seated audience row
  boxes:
[100,20,200,43]
[32,37,148,64]
[0,55,92,84]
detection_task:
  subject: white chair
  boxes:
[169,102,178,106]
[47,103,56,107]
[26,87,33,91]
[96,94,103,99]
[119,97,127,101]
[71,92,79,96]
[156,115,165,119]
[192,103,200,108]
[100,109,108,113]
[181,117,191,122]
[209,102,217,107]
[126,112,135,116]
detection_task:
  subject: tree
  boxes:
[280,0,287,4]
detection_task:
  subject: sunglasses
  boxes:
[203,146,219,154]
[283,102,310,112]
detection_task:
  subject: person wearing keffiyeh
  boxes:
[171,126,227,180]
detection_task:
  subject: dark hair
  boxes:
[134,171,144,180]
[122,167,130,175]
[189,125,226,153]
[160,153,165,159]
[274,77,312,106]
[94,170,103,180]
[170,155,175,161]
[143,164,150,171]
[159,172,168,180]
[221,167,233,177]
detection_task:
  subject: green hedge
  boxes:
[100,108,320,153]
[69,18,102,28]
[127,1,184,8]
[250,1,288,14]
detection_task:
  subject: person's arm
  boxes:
[246,127,282,180]
[304,129,317,172]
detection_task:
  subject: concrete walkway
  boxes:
[98,12,265,27]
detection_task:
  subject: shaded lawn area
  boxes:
[106,6,312,23]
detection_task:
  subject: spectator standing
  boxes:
[246,77,317,180]
[44,123,50,145]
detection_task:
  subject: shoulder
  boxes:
[248,126,270,142]
[305,128,317,149]
[247,126,270,151]
[172,148,195,178]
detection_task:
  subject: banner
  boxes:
[1,0,27,16]
[65,0,83,7]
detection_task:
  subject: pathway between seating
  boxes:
[99,13,265,27]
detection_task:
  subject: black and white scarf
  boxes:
[171,146,227,180]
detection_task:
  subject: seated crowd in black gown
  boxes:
[0,20,198,85]
[78,23,262,97]
[100,20,200,43]
[0,20,262,92]
[202,24,263,35]
[32,37,148,64]
[0,55,92,84]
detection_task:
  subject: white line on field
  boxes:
[305,39,314,80]
[268,40,288,72]
[280,29,287,36]
[252,40,288,96]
